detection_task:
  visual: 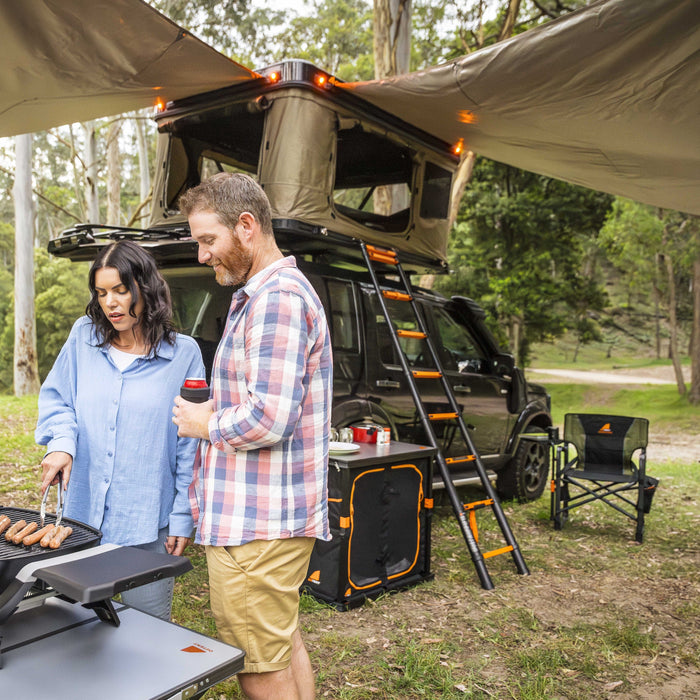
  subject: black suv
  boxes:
[49,60,552,501]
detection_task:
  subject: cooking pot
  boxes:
[351,423,381,444]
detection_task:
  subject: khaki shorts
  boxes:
[205,537,316,674]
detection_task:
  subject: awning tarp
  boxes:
[0,0,697,216]
[0,0,254,136]
[344,0,700,215]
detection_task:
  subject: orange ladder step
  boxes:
[412,370,442,379]
[382,290,412,302]
[428,412,459,421]
[446,455,476,464]
[396,329,427,339]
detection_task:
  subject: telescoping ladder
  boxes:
[361,242,529,590]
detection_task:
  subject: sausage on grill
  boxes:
[23,523,54,546]
[12,521,38,544]
[49,526,73,549]
[0,515,11,535]
[5,519,27,541]
[40,525,60,547]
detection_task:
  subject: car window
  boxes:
[371,293,431,367]
[432,305,489,373]
[326,279,358,353]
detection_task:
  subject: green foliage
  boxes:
[437,159,613,363]
[0,250,88,392]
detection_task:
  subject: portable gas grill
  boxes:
[0,505,245,698]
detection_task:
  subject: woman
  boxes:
[35,240,204,620]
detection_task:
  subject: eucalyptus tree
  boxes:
[600,201,699,399]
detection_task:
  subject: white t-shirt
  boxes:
[109,345,145,371]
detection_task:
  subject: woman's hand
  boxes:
[40,451,73,495]
[165,535,191,556]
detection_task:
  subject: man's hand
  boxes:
[40,451,73,495]
[165,535,191,556]
[172,396,214,439]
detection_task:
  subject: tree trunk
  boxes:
[373,0,411,216]
[690,254,700,403]
[447,0,521,229]
[106,120,122,225]
[661,224,686,395]
[135,114,151,223]
[83,121,100,223]
[653,254,661,359]
[13,133,40,396]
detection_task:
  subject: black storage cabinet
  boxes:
[303,442,435,610]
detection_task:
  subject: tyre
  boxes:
[496,435,549,502]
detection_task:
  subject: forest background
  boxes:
[0,0,698,402]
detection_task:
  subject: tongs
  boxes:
[40,471,64,527]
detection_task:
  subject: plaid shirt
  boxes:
[190,256,332,546]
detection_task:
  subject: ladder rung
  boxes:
[446,455,476,464]
[428,412,459,421]
[463,499,493,511]
[367,244,397,259]
[370,253,398,265]
[367,245,398,265]
[397,330,426,339]
[412,370,442,379]
[483,545,514,559]
[382,290,412,301]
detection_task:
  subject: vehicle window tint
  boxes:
[372,294,431,367]
[334,125,412,233]
[432,306,489,373]
[420,162,452,219]
[326,280,358,352]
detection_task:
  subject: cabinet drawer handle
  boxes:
[453,385,471,393]
[376,379,401,389]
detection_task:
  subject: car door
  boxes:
[428,303,511,456]
[363,287,456,453]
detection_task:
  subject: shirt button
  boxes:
[104,478,109,484]
[107,451,113,457]
[113,399,118,405]
[110,426,115,431]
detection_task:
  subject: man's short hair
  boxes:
[178,172,273,235]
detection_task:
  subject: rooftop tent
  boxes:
[344,0,700,216]
[150,80,458,266]
[0,0,254,137]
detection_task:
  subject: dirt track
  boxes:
[527,366,699,465]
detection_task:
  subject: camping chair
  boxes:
[550,414,658,543]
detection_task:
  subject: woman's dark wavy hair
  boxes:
[86,240,176,354]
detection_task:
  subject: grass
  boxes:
[2,385,698,699]
[543,382,699,434]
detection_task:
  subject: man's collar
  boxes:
[241,255,296,297]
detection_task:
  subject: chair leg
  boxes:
[635,481,645,543]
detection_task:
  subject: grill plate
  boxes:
[0,506,101,594]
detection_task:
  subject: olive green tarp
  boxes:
[0,0,254,136]
[0,0,698,240]
[345,0,700,217]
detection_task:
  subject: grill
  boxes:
[0,506,102,623]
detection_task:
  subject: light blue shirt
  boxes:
[35,316,205,546]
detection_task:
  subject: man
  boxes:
[172,172,332,700]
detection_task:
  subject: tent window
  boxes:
[420,162,452,219]
[333,125,412,233]
[163,100,264,210]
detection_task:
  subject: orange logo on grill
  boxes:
[182,643,213,653]
[598,423,613,434]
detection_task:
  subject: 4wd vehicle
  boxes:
[49,60,552,501]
